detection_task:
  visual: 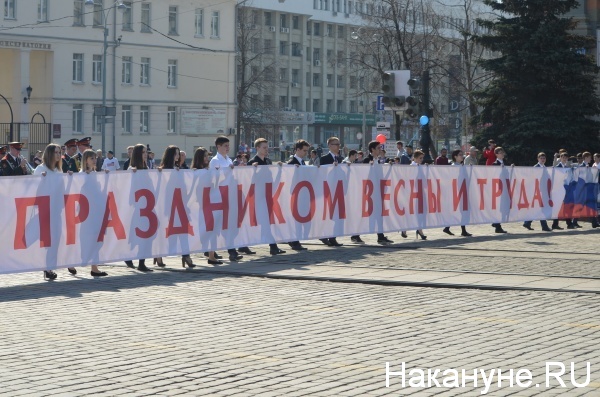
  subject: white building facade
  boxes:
[0,0,237,160]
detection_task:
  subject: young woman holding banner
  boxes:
[125,144,153,272]
[411,150,427,240]
[192,147,222,265]
[158,145,196,269]
[442,150,472,237]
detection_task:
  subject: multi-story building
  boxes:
[0,0,237,161]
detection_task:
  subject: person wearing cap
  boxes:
[401,145,413,164]
[0,145,7,176]
[62,139,79,173]
[76,137,92,166]
[0,142,31,176]
[464,146,479,165]
[101,150,120,172]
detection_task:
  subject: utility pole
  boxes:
[419,70,433,163]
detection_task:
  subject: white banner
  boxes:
[0,165,597,274]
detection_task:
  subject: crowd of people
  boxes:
[0,134,598,281]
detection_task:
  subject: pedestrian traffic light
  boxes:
[381,72,396,108]
[406,78,421,119]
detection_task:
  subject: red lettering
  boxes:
[64,194,90,245]
[266,182,286,224]
[427,179,441,213]
[237,184,257,227]
[477,179,487,210]
[531,179,543,208]
[380,179,391,216]
[505,178,517,208]
[452,179,468,211]
[323,180,346,220]
[135,189,158,238]
[97,192,126,242]
[14,196,51,249]
[409,179,424,214]
[362,180,374,217]
[166,188,195,237]
[202,186,228,232]
[291,181,316,223]
[547,179,553,207]
[393,180,406,216]
[491,178,503,210]
[517,179,530,209]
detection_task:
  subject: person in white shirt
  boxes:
[101,150,120,172]
[209,136,246,261]
[593,153,600,168]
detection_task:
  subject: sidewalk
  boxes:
[149,223,600,294]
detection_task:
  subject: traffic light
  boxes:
[406,78,420,119]
[381,72,396,108]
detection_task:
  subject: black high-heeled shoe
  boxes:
[182,255,196,268]
[401,231,408,238]
[204,252,222,259]
[416,230,427,240]
[68,267,77,275]
[153,258,165,267]
[207,259,223,265]
[91,270,108,277]
[43,270,57,280]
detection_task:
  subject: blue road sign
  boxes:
[376,95,385,111]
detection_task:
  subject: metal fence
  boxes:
[0,122,51,161]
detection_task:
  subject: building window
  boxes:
[141,3,150,32]
[92,106,102,134]
[121,105,131,134]
[312,99,320,112]
[264,39,273,54]
[337,75,344,88]
[140,57,150,84]
[72,105,83,133]
[4,0,15,19]
[93,0,103,27]
[195,8,203,36]
[279,41,287,55]
[168,6,178,35]
[279,68,287,81]
[336,100,344,113]
[167,59,177,87]
[291,42,301,56]
[38,0,48,22]
[313,23,321,36]
[291,96,299,110]
[279,96,287,109]
[122,2,132,30]
[350,100,357,113]
[251,38,260,53]
[326,74,333,87]
[167,106,176,133]
[292,15,299,29]
[313,73,320,86]
[92,55,103,83]
[72,54,83,82]
[140,106,149,133]
[313,48,320,61]
[326,99,333,113]
[264,11,271,26]
[122,56,132,84]
[306,98,310,112]
[280,14,287,28]
[327,24,333,37]
[337,25,344,38]
[350,76,357,89]
[211,11,220,37]
[291,69,299,84]
[73,0,84,25]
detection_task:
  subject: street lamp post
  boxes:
[0,93,14,142]
[85,0,125,154]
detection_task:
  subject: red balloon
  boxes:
[376,134,387,144]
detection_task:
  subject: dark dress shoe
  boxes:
[270,248,286,255]
[495,228,507,234]
[138,263,153,272]
[320,238,332,246]
[329,238,343,247]
[208,259,223,265]
[238,247,256,254]
[461,231,473,237]
[552,225,564,230]
[541,227,552,232]
[290,244,307,251]
[350,236,364,243]
[229,254,244,261]
[377,237,393,244]
[443,227,454,235]
[204,252,223,259]
[43,270,57,280]
[567,225,576,229]
[68,267,77,275]
[91,271,108,277]
[523,224,534,231]
[401,232,408,238]
[125,261,136,268]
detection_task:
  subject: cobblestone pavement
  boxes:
[0,223,599,396]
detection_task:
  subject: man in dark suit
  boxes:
[523,152,552,232]
[76,137,92,166]
[0,142,29,176]
[248,138,286,255]
[287,140,310,251]
[350,140,393,245]
[318,137,344,247]
[491,147,507,233]
[62,139,79,173]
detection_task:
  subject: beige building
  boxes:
[0,0,237,161]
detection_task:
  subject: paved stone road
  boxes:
[0,223,599,396]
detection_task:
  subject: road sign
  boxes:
[376,95,385,111]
